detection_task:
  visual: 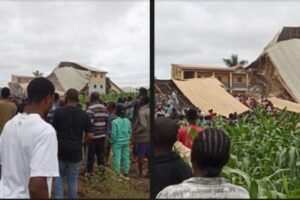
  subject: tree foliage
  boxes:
[32,70,43,77]
[223,54,248,67]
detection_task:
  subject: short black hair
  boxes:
[139,87,148,96]
[90,92,100,102]
[140,95,150,105]
[154,117,178,147]
[65,88,79,102]
[27,78,55,103]
[54,93,60,101]
[186,108,198,122]
[1,87,10,99]
[115,106,125,117]
[107,101,116,110]
[117,97,123,103]
[191,128,230,177]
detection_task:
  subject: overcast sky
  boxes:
[156,0,300,79]
[0,0,149,88]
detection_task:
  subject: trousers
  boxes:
[87,137,105,173]
[112,143,130,175]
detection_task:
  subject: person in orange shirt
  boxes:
[177,108,203,149]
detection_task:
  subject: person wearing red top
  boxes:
[208,109,217,118]
[177,108,203,149]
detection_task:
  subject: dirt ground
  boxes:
[77,159,149,199]
[50,145,149,199]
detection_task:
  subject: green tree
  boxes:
[222,54,248,67]
[32,70,43,77]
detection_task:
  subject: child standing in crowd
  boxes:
[111,106,131,179]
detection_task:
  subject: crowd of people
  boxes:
[152,91,280,199]
[153,96,254,198]
[153,91,251,198]
[156,91,279,129]
[0,77,150,199]
[0,79,283,199]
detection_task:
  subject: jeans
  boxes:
[54,160,81,199]
[112,143,130,175]
[87,138,105,173]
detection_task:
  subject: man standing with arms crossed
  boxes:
[0,77,59,198]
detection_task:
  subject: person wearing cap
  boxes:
[110,106,131,179]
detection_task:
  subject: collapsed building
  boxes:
[155,78,249,117]
[246,27,300,103]
[9,61,122,97]
[155,27,300,115]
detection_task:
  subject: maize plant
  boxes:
[215,107,300,199]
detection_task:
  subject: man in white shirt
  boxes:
[0,77,59,199]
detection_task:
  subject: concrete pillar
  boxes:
[246,73,249,92]
[229,72,233,93]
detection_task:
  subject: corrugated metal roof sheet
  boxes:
[58,61,107,73]
[266,39,300,102]
[54,67,91,92]
[264,30,282,50]
[269,97,300,113]
[76,62,107,73]
[172,78,249,117]
[172,64,243,72]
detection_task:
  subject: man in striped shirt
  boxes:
[86,92,108,174]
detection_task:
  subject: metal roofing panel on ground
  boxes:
[54,67,91,92]
[269,97,300,113]
[172,78,249,117]
[266,39,300,103]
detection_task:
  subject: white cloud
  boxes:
[0,0,149,88]
[155,0,300,79]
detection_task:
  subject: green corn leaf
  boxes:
[289,147,296,169]
[262,169,290,181]
[223,166,251,188]
[288,188,300,199]
[250,180,259,199]
[282,174,289,194]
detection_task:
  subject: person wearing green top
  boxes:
[111,106,131,179]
